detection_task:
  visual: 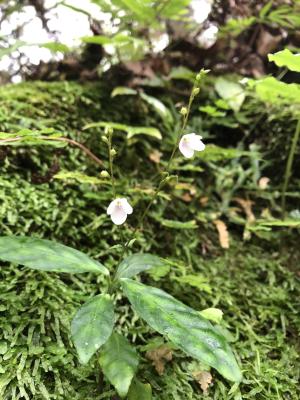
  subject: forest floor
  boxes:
[0,80,299,400]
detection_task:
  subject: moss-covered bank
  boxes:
[0,81,299,400]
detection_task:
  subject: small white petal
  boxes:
[111,207,127,225]
[107,199,117,215]
[179,136,195,158]
[120,198,133,214]
[190,135,205,151]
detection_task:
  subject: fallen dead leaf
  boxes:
[146,345,173,375]
[199,196,209,206]
[149,149,162,164]
[213,219,229,249]
[234,198,256,223]
[193,371,213,394]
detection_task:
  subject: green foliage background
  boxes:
[0,80,299,399]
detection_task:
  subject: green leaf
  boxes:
[116,253,166,280]
[54,171,106,185]
[200,144,249,162]
[215,78,245,112]
[248,218,300,231]
[268,49,300,72]
[99,332,139,397]
[71,294,115,364]
[250,77,300,104]
[200,308,224,324]
[121,279,242,382]
[168,66,196,82]
[0,236,108,275]
[140,93,173,124]
[200,105,226,117]
[173,274,212,293]
[111,86,138,97]
[83,121,162,140]
[0,129,66,148]
[160,219,197,229]
[128,379,152,400]
[39,42,70,53]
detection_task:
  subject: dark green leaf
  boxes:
[116,253,166,280]
[99,332,139,397]
[0,236,108,275]
[71,294,115,364]
[128,379,152,400]
[121,279,242,382]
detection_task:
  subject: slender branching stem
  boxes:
[281,118,300,218]
[107,130,117,198]
[0,135,104,167]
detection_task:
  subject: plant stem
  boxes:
[281,118,300,218]
[119,79,201,258]
[107,130,116,198]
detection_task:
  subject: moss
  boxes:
[0,81,299,399]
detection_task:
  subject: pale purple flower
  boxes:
[107,198,133,225]
[179,133,205,158]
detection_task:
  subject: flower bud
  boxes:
[100,170,110,178]
[193,87,200,96]
[110,148,117,157]
[101,135,109,143]
[104,127,113,136]
[180,107,188,116]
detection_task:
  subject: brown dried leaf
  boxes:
[149,150,162,164]
[235,198,255,223]
[213,220,229,249]
[193,371,213,394]
[146,345,173,375]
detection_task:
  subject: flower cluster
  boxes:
[107,132,205,225]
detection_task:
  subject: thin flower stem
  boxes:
[107,130,116,198]
[118,76,204,260]
[281,118,300,218]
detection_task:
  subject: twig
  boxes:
[0,135,103,167]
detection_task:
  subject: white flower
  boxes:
[179,133,205,158]
[107,198,133,225]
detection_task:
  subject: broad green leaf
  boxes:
[250,77,300,104]
[200,145,249,162]
[83,121,162,140]
[0,236,108,275]
[200,105,226,117]
[54,171,106,185]
[200,308,224,324]
[111,86,137,97]
[110,89,173,123]
[71,294,115,364]
[168,66,195,82]
[121,279,242,382]
[215,78,245,112]
[140,93,173,124]
[99,333,139,397]
[39,42,70,53]
[268,49,300,72]
[128,379,152,400]
[116,253,166,280]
